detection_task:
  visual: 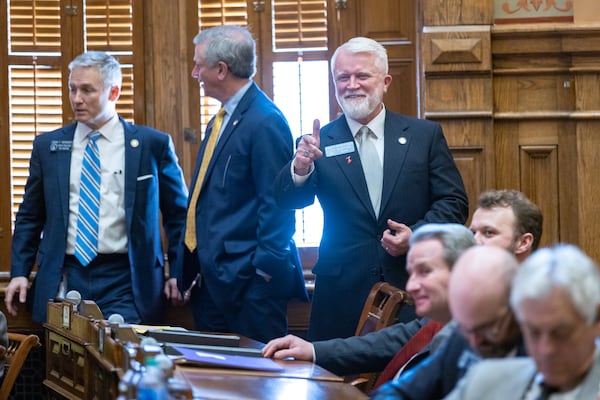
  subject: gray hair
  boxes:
[511,244,600,324]
[193,25,256,79]
[68,51,122,89]
[331,36,389,75]
[410,223,477,270]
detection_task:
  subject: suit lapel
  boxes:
[58,125,76,230]
[380,113,411,217]
[326,117,375,219]
[122,118,141,227]
[196,83,257,194]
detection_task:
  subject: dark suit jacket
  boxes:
[372,327,527,400]
[274,111,468,340]
[179,82,308,314]
[10,117,188,324]
[314,318,453,377]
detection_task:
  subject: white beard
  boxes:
[337,91,381,121]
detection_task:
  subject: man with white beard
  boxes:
[273,36,468,341]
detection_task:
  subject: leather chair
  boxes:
[348,282,413,393]
[0,332,41,400]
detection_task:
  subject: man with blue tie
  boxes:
[5,51,188,324]
[177,25,308,343]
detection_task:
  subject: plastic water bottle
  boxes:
[137,366,168,400]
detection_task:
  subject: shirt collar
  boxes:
[75,114,120,143]
[222,80,252,116]
[347,106,387,140]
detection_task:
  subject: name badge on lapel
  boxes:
[324,141,356,157]
[50,140,73,152]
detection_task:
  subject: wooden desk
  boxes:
[176,362,368,400]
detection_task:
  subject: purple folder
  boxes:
[173,346,285,372]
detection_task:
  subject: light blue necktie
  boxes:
[358,126,383,216]
[74,131,101,266]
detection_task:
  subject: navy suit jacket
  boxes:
[274,111,468,340]
[10,117,188,324]
[179,82,308,313]
[372,328,527,400]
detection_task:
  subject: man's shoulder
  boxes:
[466,357,535,383]
[35,123,75,141]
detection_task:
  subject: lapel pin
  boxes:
[398,137,407,145]
[130,139,139,148]
[346,155,352,164]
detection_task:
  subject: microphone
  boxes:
[108,313,125,327]
[65,290,82,312]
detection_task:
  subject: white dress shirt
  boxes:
[66,114,127,255]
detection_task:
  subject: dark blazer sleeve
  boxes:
[156,134,188,278]
[408,121,468,230]
[313,318,427,376]
[273,159,319,211]
[10,135,47,278]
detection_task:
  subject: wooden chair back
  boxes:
[355,282,413,336]
[349,282,413,393]
[0,332,41,400]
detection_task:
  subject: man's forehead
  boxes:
[406,238,445,270]
[471,206,516,226]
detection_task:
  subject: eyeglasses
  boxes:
[458,306,512,341]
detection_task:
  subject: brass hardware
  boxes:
[253,1,265,12]
[335,0,348,10]
[65,5,78,16]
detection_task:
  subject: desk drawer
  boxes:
[46,330,88,399]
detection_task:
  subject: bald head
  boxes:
[449,246,520,358]
[449,246,518,310]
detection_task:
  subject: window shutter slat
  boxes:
[9,65,63,219]
[272,0,327,51]
[9,0,62,53]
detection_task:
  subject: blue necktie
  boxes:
[74,132,101,266]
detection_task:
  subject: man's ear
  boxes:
[217,61,229,79]
[514,232,534,257]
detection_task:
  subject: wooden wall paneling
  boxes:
[493,121,521,192]
[450,146,486,226]
[421,23,493,215]
[519,144,560,249]
[0,0,9,261]
[425,76,492,112]
[421,0,493,26]
[575,120,600,262]
[557,119,579,247]
[438,118,494,221]
[335,0,418,116]
[570,53,600,262]
[144,0,199,185]
[387,59,418,117]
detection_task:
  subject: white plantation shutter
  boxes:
[5,0,138,224]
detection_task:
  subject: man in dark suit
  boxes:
[274,36,468,341]
[262,223,477,378]
[4,51,188,324]
[178,25,308,343]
